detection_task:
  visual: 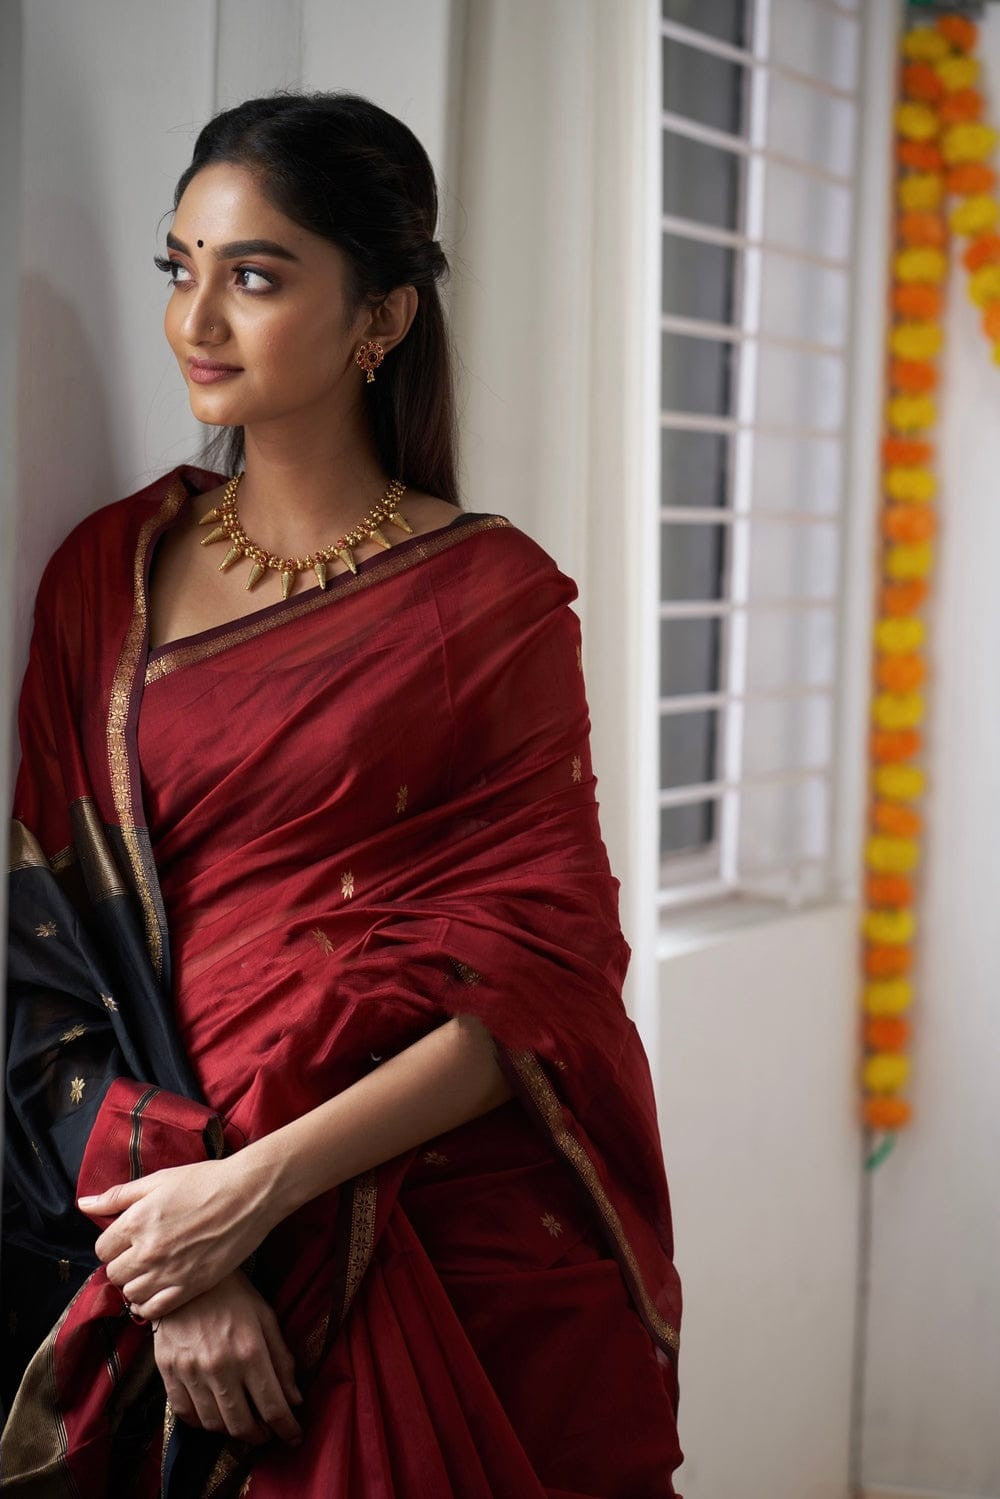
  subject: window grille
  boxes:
[657,0,863,911]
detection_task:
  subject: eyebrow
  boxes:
[166,232,301,264]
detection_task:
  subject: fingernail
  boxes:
[78,1196,98,1208]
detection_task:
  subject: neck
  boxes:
[233,417,399,551]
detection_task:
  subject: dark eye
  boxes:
[152,256,276,293]
[152,254,190,286]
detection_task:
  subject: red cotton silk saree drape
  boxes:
[1,464,684,1497]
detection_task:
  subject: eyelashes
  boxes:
[152,255,277,293]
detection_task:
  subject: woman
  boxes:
[1,91,684,1496]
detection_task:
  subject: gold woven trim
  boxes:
[8,819,48,871]
[68,796,127,901]
[144,514,512,683]
[342,1169,379,1319]
[505,1048,680,1354]
[0,1278,89,1492]
[106,477,188,980]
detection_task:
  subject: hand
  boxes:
[79,1154,277,1319]
[154,1268,305,1448]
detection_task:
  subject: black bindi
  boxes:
[197,239,204,247]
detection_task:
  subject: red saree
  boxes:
[2,464,684,1496]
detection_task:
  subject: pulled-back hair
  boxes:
[167,89,460,505]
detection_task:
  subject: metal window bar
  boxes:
[661,109,852,190]
[661,507,839,525]
[662,212,851,273]
[660,763,832,811]
[661,311,847,359]
[659,16,859,102]
[662,411,844,440]
[660,684,834,714]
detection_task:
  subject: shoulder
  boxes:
[445,510,578,597]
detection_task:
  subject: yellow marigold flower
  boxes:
[941,122,998,164]
[864,909,916,945]
[950,195,1000,237]
[895,102,940,141]
[889,321,942,359]
[886,541,933,579]
[968,262,1000,305]
[864,1053,911,1093]
[875,765,926,801]
[993,340,1000,366]
[865,836,918,875]
[898,173,944,210]
[875,616,924,653]
[936,55,979,92]
[873,692,924,729]
[894,247,947,282]
[864,978,913,1016]
[885,466,935,502]
[902,28,950,61]
[887,395,936,431]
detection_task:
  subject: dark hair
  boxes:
[166,89,460,505]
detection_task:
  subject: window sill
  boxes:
[656,889,859,960]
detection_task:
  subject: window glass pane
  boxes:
[759,253,848,350]
[661,428,732,510]
[660,710,720,791]
[754,345,844,432]
[662,36,748,135]
[767,73,856,179]
[769,0,859,93]
[660,617,724,698]
[742,695,833,778]
[745,608,836,692]
[660,802,718,859]
[663,234,740,324]
[661,521,728,603]
[747,516,839,601]
[662,0,752,49]
[737,776,829,871]
[661,334,737,417]
[751,433,841,516]
[764,162,851,259]
[663,132,744,230]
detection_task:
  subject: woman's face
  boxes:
[160,161,383,431]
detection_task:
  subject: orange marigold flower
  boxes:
[936,15,978,52]
[864,945,913,978]
[945,160,995,193]
[866,873,914,906]
[873,802,922,837]
[871,727,921,763]
[864,1017,911,1051]
[902,61,944,102]
[898,210,947,246]
[893,283,943,319]
[882,436,932,467]
[877,654,926,692]
[890,358,938,392]
[983,302,1000,340]
[880,581,928,617]
[883,506,936,542]
[940,89,983,125]
[862,1095,912,1129]
[897,139,944,171]
[962,232,1000,270]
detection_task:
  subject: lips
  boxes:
[188,358,243,372]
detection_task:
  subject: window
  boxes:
[657,0,862,910]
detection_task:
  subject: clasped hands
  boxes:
[78,1153,275,1320]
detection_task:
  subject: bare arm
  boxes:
[240,1013,513,1231]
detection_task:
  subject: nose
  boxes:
[180,282,226,345]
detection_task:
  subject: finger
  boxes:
[259,1304,305,1406]
[212,1378,270,1446]
[244,1350,304,1446]
[128,1284,188,1321]
[183,1377,228,1439]
[79,1181,143,1214]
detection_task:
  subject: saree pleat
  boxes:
[2,464,684,1496]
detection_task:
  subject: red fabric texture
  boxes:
[7,465,685,1495]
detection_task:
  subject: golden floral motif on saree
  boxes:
[100,992,118,1011]
[541,1212,564,1237]
[69,1077,85,1105]
[571,754,582,783]
[576,641,583,672]
[59,1024,87,1044]
[309,926,334,954]
[341,870,355,899]
[449,958,482,985]
[57,1259,71,1282]
[34,920,57,938]
[423,1150,449,1166]
[396,783,408,813]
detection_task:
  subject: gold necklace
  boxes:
[198,470,413,598]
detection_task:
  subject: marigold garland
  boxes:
[864,11,998,1166]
